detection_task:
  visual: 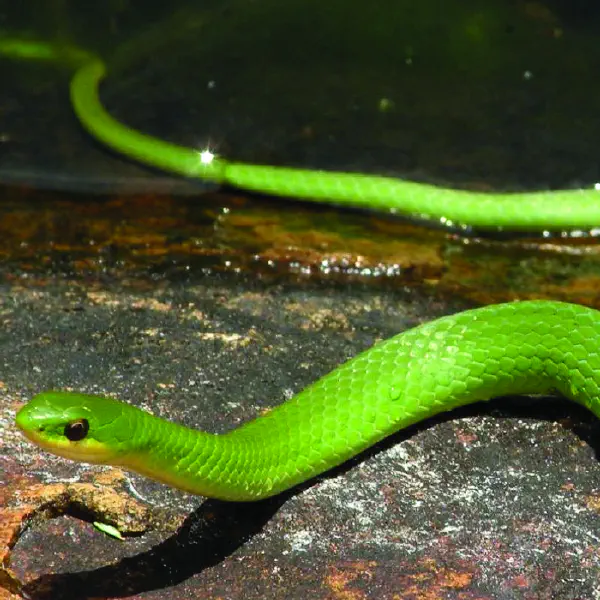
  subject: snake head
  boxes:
[16,391,133,464]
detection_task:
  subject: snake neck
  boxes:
[119,405,345,501]
[122,413,234,499]
[124,413,327,501]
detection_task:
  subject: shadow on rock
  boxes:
[21,394,600,599]
[22,495,287,600]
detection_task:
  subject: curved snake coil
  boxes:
[16,300,600,500]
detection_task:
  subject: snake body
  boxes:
[16,300,600,501]
[2,38,600,229]
[68,60,600,230]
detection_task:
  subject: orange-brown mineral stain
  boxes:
[325,561,376,600]
[397,558,475,599]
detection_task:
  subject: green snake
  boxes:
[15,300,600,501]
[3,38,600,229]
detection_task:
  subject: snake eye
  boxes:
[64,419,89,442]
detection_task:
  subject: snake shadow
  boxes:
[21,393,600,600]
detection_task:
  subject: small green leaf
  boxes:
[93,521,124,540]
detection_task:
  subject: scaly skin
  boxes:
[15,300,600,501]
[3,38,600,229]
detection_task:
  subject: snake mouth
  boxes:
[15,420,43,446]
[35,441,114,463]
[19,428,116,463]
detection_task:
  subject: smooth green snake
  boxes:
[16,300,600,501]
[2,38,600,230]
